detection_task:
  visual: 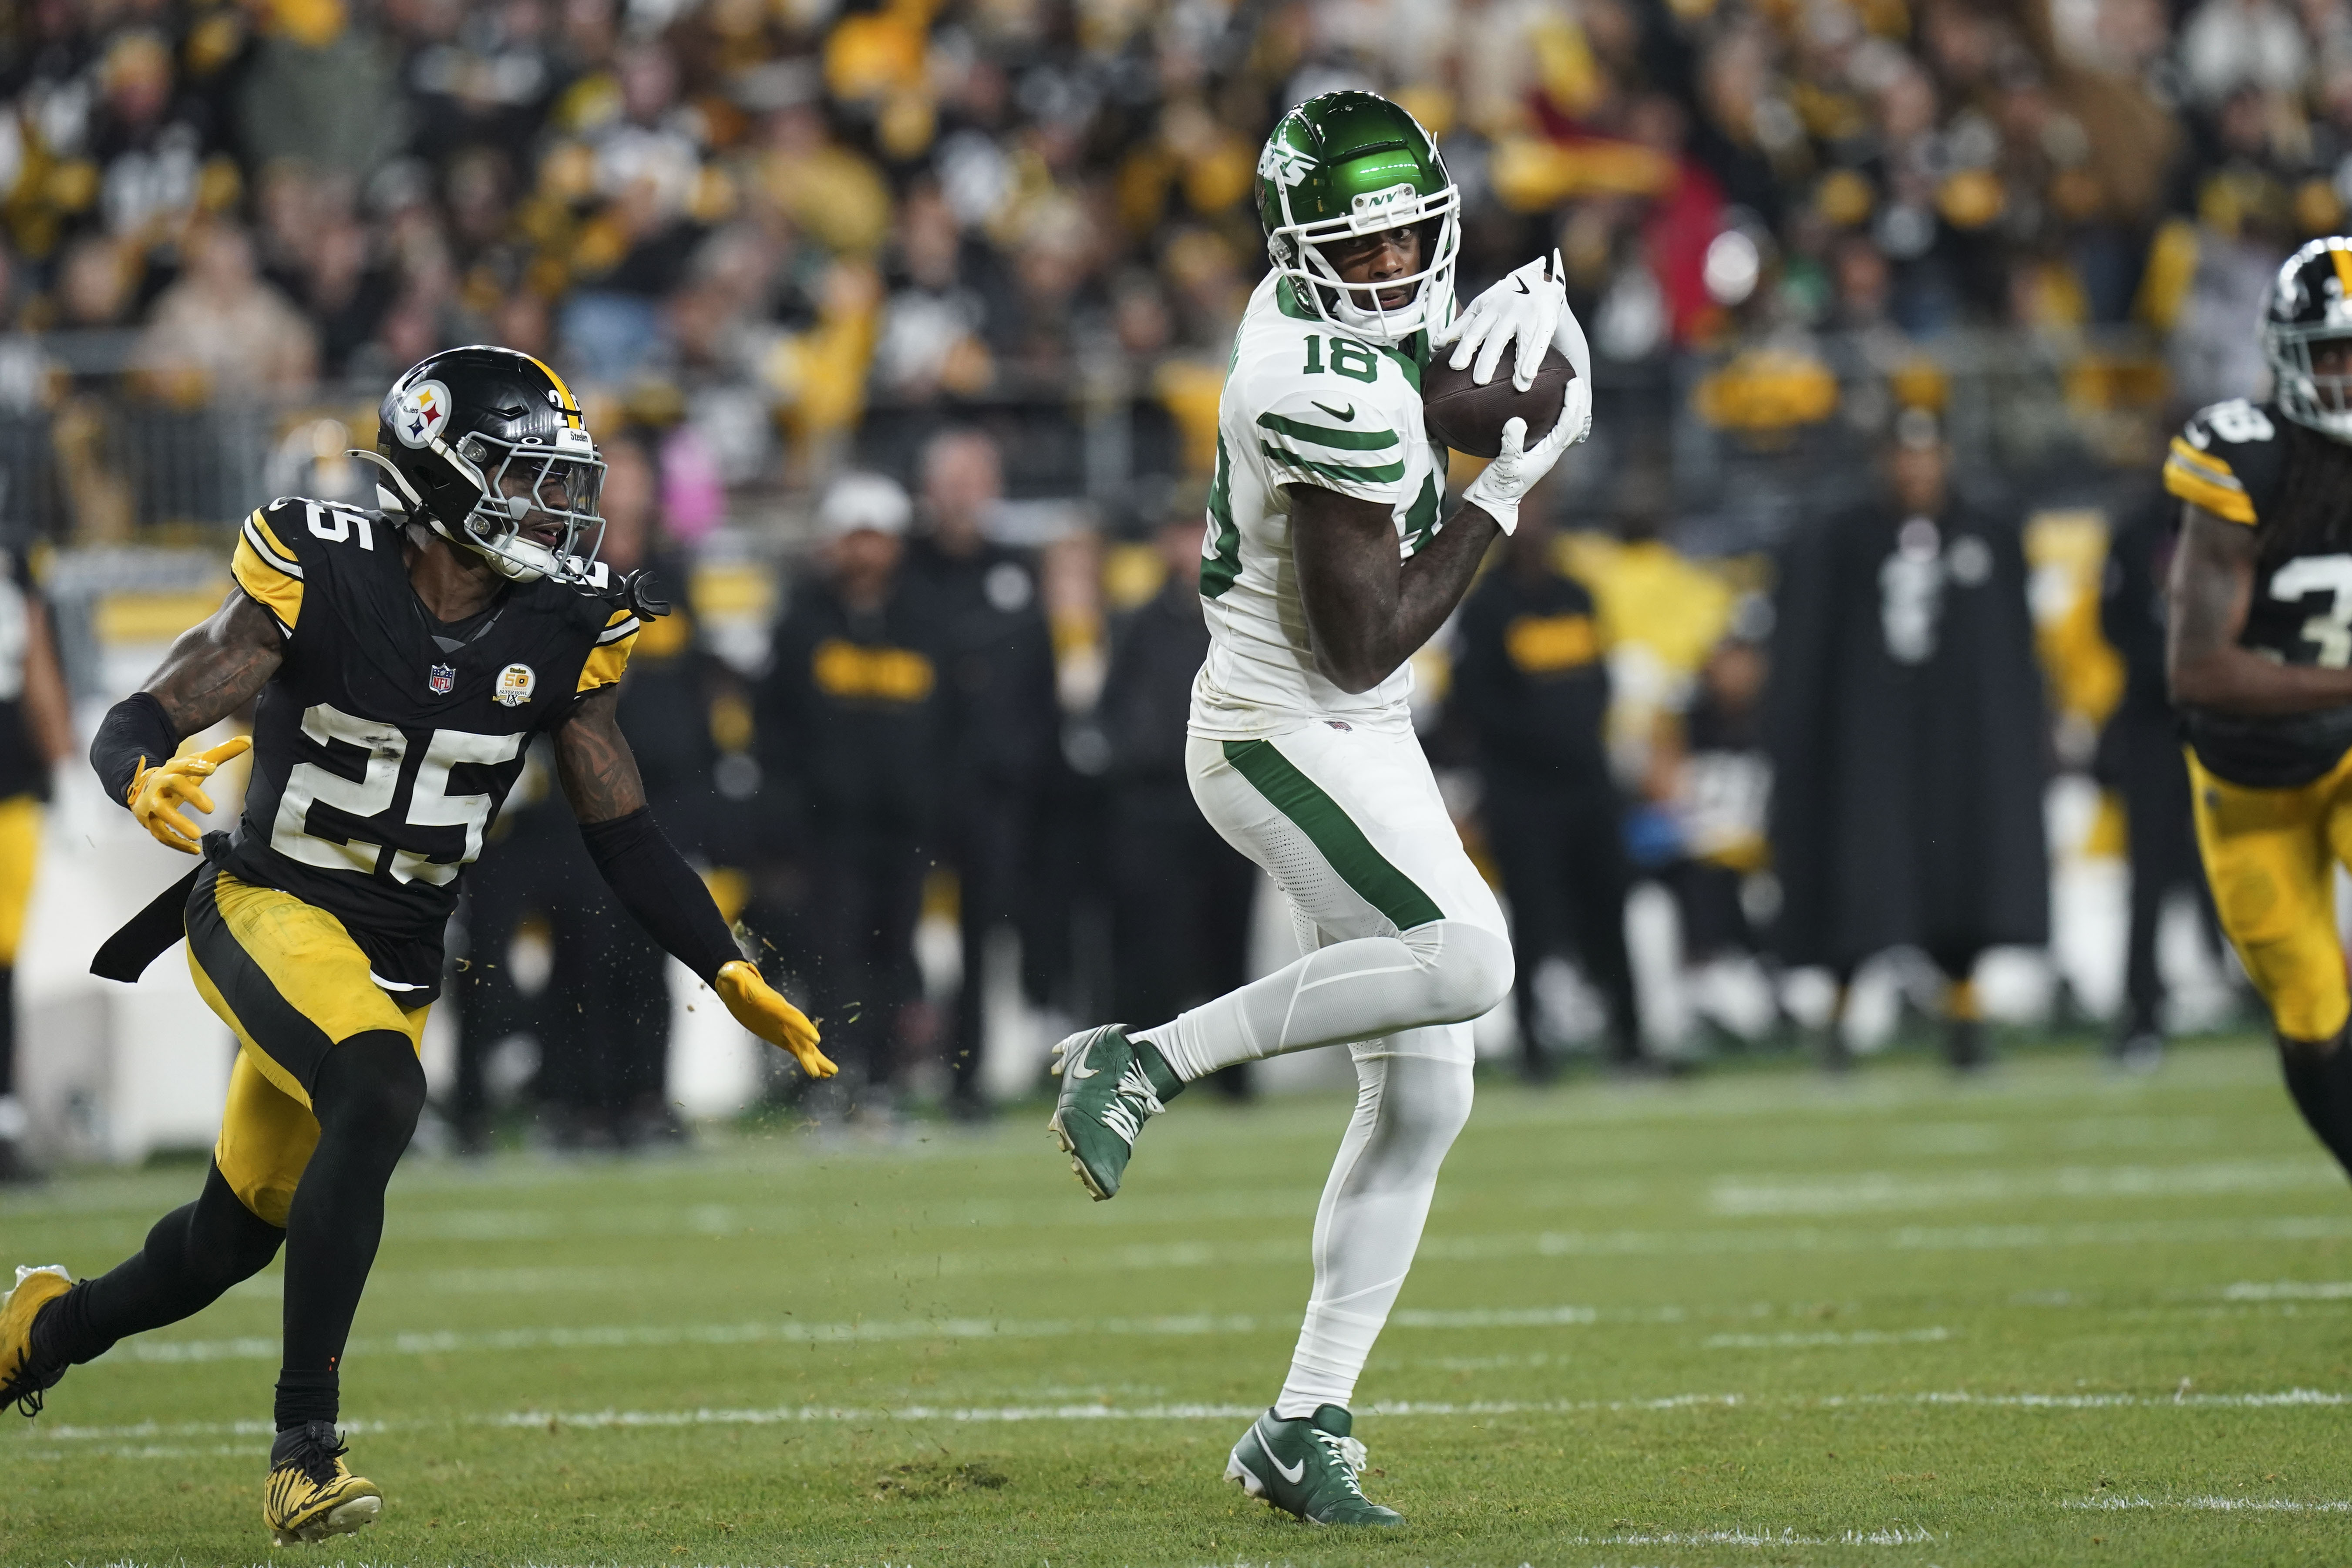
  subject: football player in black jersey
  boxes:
[0,347,834,1545]
[2167,236,2352,1186]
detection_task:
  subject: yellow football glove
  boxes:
[713,959,834,1078]
[126,735,251,855]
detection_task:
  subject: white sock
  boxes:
[1271,1041,1474,1418]
[1135,921,1510,1082]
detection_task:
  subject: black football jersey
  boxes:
[2164,399,2352,786]
[222,497,639,1000]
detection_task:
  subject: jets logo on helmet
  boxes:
[2265,236,2352,444]
[1254,91,1460,346]
[1258,140,1315,190]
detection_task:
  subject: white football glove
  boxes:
[1461,375,1593,536]
[1432,249,1593,391]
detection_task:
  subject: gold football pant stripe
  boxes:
[185,869,427,1225]
[0,794,39,966]
[2188,746,2352,1043]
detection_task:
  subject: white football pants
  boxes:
[1136,722,1511,1417]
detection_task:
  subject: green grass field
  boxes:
[8,1037,2352,1567]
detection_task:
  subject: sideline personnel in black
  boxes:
[2097,483,2218,1069]
[1099,505,1259,1097]
[1453,504,1644,1077]
[905,429,1057,1117]
[760,472,942,1108]
[0,347,832,1547]
[1767,407,2049,1069]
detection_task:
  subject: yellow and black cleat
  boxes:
[264,1421,382,1546]
[1,1265,73,1417]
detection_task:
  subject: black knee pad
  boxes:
[172,1163,285,1290]
[313,1031,428,1140]
[2278,1028,2352,1178]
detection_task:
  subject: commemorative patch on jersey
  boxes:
[493,662,536,707]
[394,380,454,449]
[428,663,457,696]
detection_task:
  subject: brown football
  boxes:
[1421,345,1575,459]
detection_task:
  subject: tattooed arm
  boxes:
[561,651,832,1073]
[1291,483,1504,695]
[141,589,285,734]
[553,686,649,824]
[2167,502,2352,714]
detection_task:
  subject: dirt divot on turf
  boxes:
[871,1460,1010,1500]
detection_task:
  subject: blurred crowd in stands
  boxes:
[3,0,2351,509]
[0,0,2315,1153]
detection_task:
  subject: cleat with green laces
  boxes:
[1046,1024,1183,1201]
[1223,1404,1403,1526]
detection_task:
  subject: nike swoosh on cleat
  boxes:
[1259,1430,1307,1485]
[1067,1035,1101,1079]
[1310,401,1356,422]
[1515,277,1530,292]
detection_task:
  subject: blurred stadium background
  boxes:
[0,0,2326,1161]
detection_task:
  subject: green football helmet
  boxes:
[1257,90,1460,345]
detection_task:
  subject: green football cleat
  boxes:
[1224,1405,1403,1526]
[1046,1024,1181,1201]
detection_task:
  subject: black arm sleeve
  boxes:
[90,692,181,808]
[579,806,743,983]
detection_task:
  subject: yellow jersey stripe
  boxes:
[576,629,637,693]
[2165,436,2241,486]
[249,508,301,569]
[2330,243,2352,299]
[2164,458,2257,524]
[241,511,304,577]
[595,615,641,646]
[231,536,304,631]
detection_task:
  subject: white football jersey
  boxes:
[1188,271,1449,739]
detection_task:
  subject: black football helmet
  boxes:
[351,346,608,586]
[2265,236,2352,443]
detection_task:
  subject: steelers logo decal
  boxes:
[394,379,454,448]
[493,663,537,708]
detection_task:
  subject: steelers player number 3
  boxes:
[269,703,523,885]
[2271,554,2352,667]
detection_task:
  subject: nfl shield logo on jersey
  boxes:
[493,663,536,707]
[428,663,457,696]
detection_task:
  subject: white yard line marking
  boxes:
[2221,1280,2352,1301]
[20,1388,2352,1468]
[1416,1213,2352,1263]
[2065,1494,2352,1512]
[1709,1159,2336,1217]
[1570,1527,1940,1547]
[1703,1327,1952,1350]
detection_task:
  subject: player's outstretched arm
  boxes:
[88,589,281,851]
[2167,502,2352,716]
[1292,483,1503,695]
[1291,375,1589,694]
[554,689,834,1078]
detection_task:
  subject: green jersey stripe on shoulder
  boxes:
[1255,411,1400,451]
[1400,471,1442,555]
[1221,739,1444,931]
[1201,429,1242,599]
[1258,442,1407,487]
[1275,277,1319,323]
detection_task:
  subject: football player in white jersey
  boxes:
[1048,88,1592,1524]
